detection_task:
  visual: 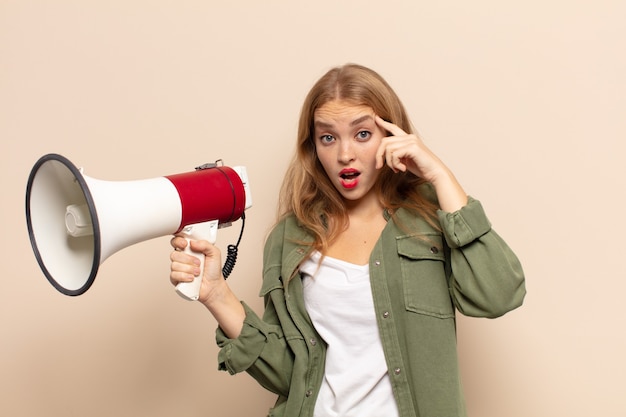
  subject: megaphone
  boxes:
[25,153,252,300]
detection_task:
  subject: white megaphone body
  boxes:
[25,153,252,300]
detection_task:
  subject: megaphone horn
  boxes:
[25,153,252,298]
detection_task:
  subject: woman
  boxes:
[169,64,526,417]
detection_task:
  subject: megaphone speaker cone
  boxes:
[25,154,101,296]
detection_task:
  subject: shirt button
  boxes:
[309,338,317,346]
[305,389,313,397]
[375,260,381,266]
[394,368,401,375]
[430,246,439,254]
[383,311,390,318]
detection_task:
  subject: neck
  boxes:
[344,193,384,221]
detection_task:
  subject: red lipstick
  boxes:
[339,168,360,189]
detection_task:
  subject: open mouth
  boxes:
[340,171,360,180]
[339,169,360,189]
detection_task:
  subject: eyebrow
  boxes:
[314,114,374,130]
[350,114,374,126]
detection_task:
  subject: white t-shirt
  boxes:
[300,251,399,417]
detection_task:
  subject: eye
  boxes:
[356,130,371,141]
[319,134,335,144]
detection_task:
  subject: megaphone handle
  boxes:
[176,220,219,301]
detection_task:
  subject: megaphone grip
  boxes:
[175,220,219,301]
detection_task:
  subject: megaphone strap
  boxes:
[213,166,238,224]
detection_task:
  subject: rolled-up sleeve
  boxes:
[438,198,492,248]
[216,302,282,373]
[216,300,293,396]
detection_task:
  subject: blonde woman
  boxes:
[169,64,526,417]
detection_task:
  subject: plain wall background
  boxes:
[1,1,624,416]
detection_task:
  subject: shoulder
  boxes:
[266,215,304,243]
[264,215,313,258]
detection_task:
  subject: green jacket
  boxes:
[216,197,526,417]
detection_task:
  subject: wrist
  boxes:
[200,279,245,338]
[199,277,230,308]
[430,169,468,212]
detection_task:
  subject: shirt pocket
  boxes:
[396,233,455,319]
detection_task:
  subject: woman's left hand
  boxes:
[375,116,446,182]
[374,116,468,212]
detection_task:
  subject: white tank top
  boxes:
[300,251,399,417]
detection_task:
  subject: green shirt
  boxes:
[216,197,526,417]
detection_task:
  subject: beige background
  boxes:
[1,1,624,416]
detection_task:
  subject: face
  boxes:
[313,100,387,207]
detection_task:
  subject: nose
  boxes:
[337,139,355,163]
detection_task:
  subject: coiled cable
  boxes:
[222,212,245,279]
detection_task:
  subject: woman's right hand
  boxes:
[169,236,246,338]
[169,235,225,304]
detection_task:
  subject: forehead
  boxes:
[314,100,374,124]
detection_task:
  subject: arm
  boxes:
[215,222,299,395]
[169,225,296,396]
[373,117,525,316]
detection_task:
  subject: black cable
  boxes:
[222,212,245,279]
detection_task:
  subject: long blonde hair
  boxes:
[278,64,439,252]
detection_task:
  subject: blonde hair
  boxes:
[278,64,439,253]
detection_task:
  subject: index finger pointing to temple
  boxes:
[375,115,407,136]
